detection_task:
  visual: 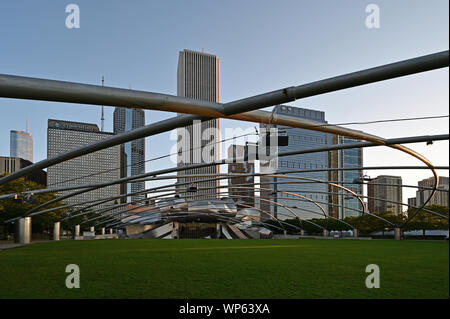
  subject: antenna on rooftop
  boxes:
[26,118,29,133]
[101,76,105,132]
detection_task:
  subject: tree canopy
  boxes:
[0,174,66,233]
[264,205,449,235]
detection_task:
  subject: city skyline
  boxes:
[0,1,448,303]
[0,1,448,205]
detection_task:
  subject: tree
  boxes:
[0,174,66,234]
[404,205,449,236]
[343,212,404,235]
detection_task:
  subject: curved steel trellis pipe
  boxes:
[2,162,447,203]
[0,51,447,188]
[67,187,443,235]
[110,210,291,235]
[95,194,297,235]
[236,202,291,233]
[80,182,411,235]
[227,186,330,227]
[82,187,329,233]
[77,190,306,230]
[9,170,446,229]
[229,193,357,231]
[73,185,309,231]
[60,179,336,229]
[109,209,292,234]
[29,173,381,228]
[0,107,445,230]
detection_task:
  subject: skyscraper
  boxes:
[113,108,146,202]
[328,135,364,219]
[10,130,33,163]
[367,175,403,215]
[228,145,255,207]
[176,49,220,200]
[47,119,120,209]
[408,197,417,208]
[0,156,46,186]
[260,105,330,220]
[415,176,449,207]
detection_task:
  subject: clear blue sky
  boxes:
[0,0,448,202]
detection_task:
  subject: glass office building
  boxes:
[260,105,330,220]
[113,107,146,202]
[328,135,364,219]
[10,130,33,163]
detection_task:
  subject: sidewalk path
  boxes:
[0,240,51,251]
[0,242,24,251]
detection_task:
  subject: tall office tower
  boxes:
[176,49,220,200]
[260,105,330,220]
[47,119,120,210]
[0,156,46,186]
[416,176,449,207]
[367,175,403,215]
[328,135,364,219]
[10,130,33,163]
[407,197,417,208]
[228,145,255,207]
[113,108,146,203]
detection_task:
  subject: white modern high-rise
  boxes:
[176,49,220,200]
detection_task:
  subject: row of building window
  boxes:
[285,135,328,144]
[279,161,327,169]
[278,106,324,120]
[278,193,327,201]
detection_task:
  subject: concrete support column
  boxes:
[172,222,179,239]
[74,225,80,237]
[353,228,359,238]
[300,229,305,237]
[323,229,329,237]
[15,217,31,244]
[394,227,401,240]
[90,226,95,233]
[101,228,105,235]
[53,222,60,241]
[216,223,221,239]
[109,229,113,234]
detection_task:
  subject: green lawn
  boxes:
[0,239,448,299]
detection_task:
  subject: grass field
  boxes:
[0,239,448,299]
